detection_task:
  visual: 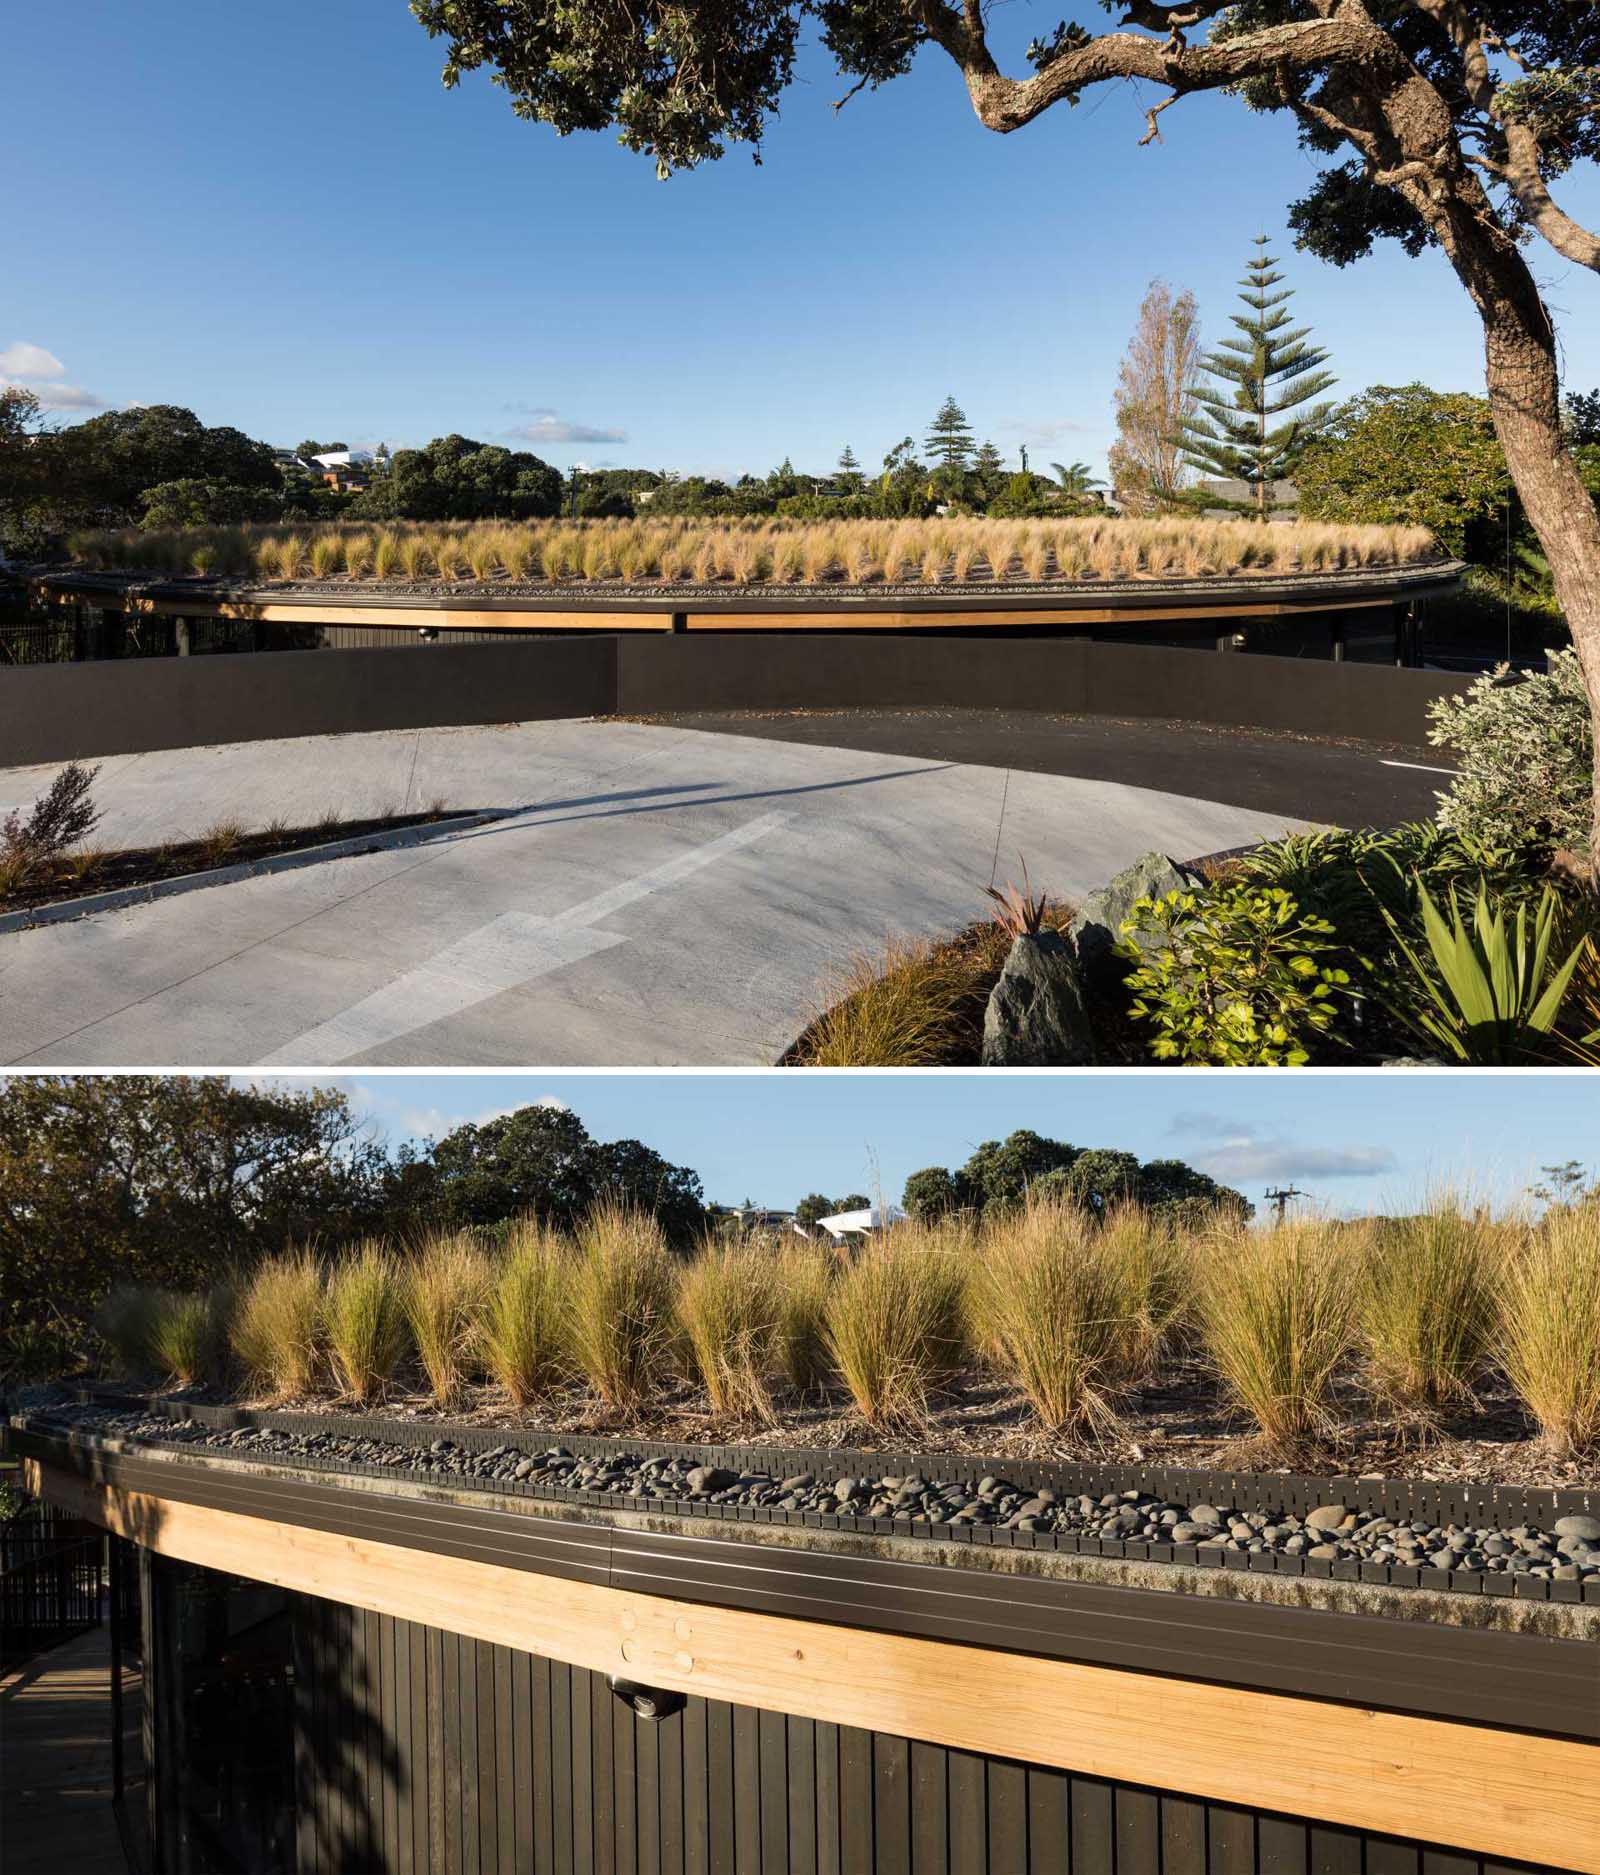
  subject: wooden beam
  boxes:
[28,1458,1598,1871]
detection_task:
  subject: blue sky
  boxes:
[243,1073,1594,1215]
[7,1,1599,483]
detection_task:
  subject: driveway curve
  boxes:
[0,718,1323,1067]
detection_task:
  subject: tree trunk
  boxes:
[1441,227,1600,854]
[1480,311,1600,855]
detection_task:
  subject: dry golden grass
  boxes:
[565,1203,677,1411]
[675,1241,784,1421]
[824,1227,968,1428]
[1500,1208,1600,1455]
[231,1249,324,1400]
[89,1194,1600,1458]
[479,1219,570,1407]
[403,1232,490,1409]
[789,924,1012,1067]
[968,1198,1133,1436]
[66,515,1441,589]
[1357,1203,1498,1415]
[322,1242,408,1404]
[790,900,1075,1067]
[1195,1218,1355,1459]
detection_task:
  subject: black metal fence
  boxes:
[1,1515,104,1664]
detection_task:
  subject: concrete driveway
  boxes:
[0,720,1315,1066]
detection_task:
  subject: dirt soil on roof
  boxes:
[101,1361,1599,1493]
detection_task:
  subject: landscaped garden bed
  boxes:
[54,1194,1600,1516]
[787,650,1600,1067]
[0,803,469,921]
[56,515,1444,590]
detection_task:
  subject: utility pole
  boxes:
[1264,1185,1306,1222]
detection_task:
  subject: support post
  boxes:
[174,618,191,657]
[108,1534,124,1801]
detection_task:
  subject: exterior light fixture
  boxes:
[608,1676,686,1722]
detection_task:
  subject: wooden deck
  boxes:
[1,1623,131,1875]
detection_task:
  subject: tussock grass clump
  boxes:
[323,1243,408,1404]
[971,1200,1132,1437]
[823,1229,966,1427]
[95,1283,164,1378]
[66,516,1442,589]
[1358,1203,1496,1413]
[1097,1202,1191,1379]
[231,1249,325,1400]
[1196,1219,1354,1458]
[774,1241,836,1394]
[404,1233,489,1409]
[793,924,1015,1067]
[566,1203,676,1411]
[1500,1209,1600,1454]
[675,1242,783,1420]
[480,1219,570,1406]
[148,1290,227,1395]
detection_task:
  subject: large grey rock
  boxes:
[981,931,1095,1066]
[1305,1504,1349,1531]
[1068,851,1192,972]
[1555,1514,1600,1543]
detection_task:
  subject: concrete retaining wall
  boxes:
[0,635,1470,767]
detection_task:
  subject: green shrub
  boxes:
[1121,885,1355,1065]
[232,1250,324,1400]
[323,1244,408,1404]
[565,1204,676,1411]
[823,1229,966,1427]
[1428,651,1591,858]
[479,1220,570,1407]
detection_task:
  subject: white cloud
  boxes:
[1,338,108,411]
[997,417,1090,445]
[507,409,628,446]
[34,382,106,411]
[1166,1110,1394,1182]
[0,341,65,378]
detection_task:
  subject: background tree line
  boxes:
[2,1083,1242,1367]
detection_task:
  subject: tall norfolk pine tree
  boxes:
[1180,238,1336,519]
[925,395,976,472]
